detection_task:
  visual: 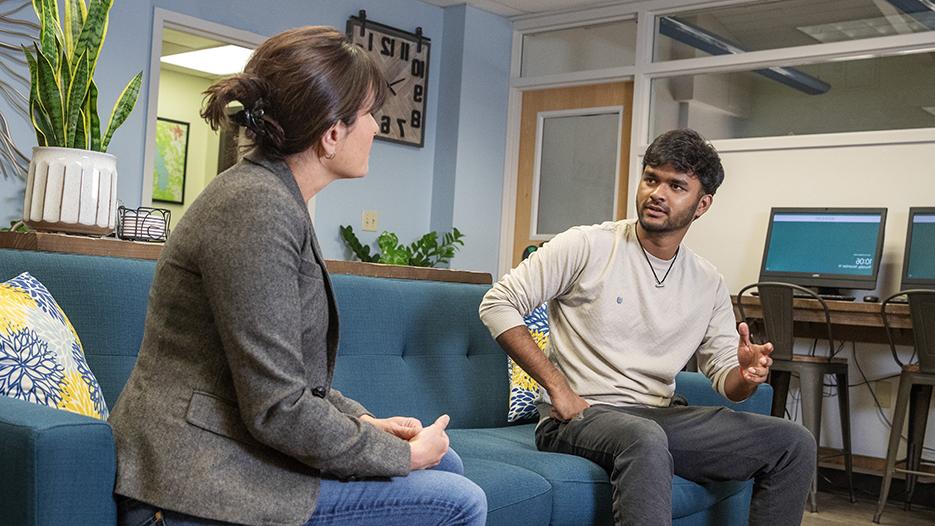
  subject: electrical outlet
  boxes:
[362,210,378,232]
[875,379,893,408]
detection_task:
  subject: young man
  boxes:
[479,129,815,526]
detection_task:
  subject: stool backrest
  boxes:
[883,290,935,373]
[737,282,835,361]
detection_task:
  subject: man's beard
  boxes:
[638,198,699,233]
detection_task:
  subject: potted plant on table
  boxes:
[21,0,142,235]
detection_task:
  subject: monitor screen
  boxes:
[759,208,887,291]
[901,207,935,290]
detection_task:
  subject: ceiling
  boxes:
[421,1,933,52]
[161,28,234,79]
[419,0,624,17]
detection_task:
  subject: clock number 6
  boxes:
[380,116,391,134]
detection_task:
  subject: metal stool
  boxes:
[738,282,856,512]
[874,290,935,523]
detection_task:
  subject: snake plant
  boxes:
[22,0,141,152]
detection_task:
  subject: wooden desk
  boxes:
[732,294,913,345]
[0,231,492,284]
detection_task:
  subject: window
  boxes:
[533,109,621,237]
[654,0,935,62]
[521,19,637,77]
[651,51,935,140]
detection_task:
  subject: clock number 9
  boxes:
[413,84,424,103]
[380,116,391,134]
[411,59,425,79]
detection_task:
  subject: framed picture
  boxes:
[153,117,190,204]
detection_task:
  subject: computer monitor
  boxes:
[758,207,887,292]
[901,207,935,290]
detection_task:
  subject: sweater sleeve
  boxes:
[479,227,590,338]
[696,276,742,399]
[197,181,409,479]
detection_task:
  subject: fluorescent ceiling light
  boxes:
[798,16,927,44]
[161,45,253,76]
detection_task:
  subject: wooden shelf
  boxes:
[0,231,492,285]
[0,230,163,260]
[326,260,491,284]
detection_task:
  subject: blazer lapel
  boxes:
[242,151,341,377]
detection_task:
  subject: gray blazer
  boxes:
[109,153,410,526]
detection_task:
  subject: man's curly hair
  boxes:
[642,129,724,195]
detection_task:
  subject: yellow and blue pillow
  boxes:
[508,303,548,422]
[0,272,108,419]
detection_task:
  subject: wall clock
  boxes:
[347,11,430,147]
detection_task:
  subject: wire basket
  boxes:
[116,206,170,242]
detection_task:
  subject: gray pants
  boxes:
[535,404,816,526]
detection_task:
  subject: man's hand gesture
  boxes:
[737,322,773,385]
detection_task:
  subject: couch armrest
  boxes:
[675,371,773,416]
[0,396,117,525]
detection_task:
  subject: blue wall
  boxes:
[448,7,511,274]
[0,0,512,276]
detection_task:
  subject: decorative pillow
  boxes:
[0,272,108,419]
[508,303,548,422]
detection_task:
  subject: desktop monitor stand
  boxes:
[812,287,855,301]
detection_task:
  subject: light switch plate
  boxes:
[362,210,378,232]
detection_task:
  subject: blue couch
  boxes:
[0,248,772,525]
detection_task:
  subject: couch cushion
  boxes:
[450,425,749,524]
[460,457,552,526]
[0,272,108,419]
[330,274,509,429]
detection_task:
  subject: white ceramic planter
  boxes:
[23,146,118,235]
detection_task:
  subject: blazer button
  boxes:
[312,386,327,398]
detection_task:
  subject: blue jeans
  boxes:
[117,450,487,526]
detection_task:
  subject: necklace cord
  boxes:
[635,227,679,286]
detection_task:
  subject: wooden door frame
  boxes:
[500,81,634,272]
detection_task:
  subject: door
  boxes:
[512,82,633,267]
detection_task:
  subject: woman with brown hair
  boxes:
[109,26,486,526]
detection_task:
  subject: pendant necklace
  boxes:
[635,228,679,288]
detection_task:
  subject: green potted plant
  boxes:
[340,226,465,268]
[21,0,142,235]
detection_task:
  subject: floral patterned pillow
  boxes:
[508,303,548,422]
[0,272,108,419]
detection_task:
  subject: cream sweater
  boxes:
[480,219,740,411]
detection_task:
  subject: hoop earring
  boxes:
[324,151,336,160]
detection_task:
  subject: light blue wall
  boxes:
[440,6,511,274]
[0,1,512,275]
[429,6,466,239]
